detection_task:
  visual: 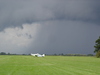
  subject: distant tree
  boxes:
[22,54,26,55]
[94,36,100,57]
[8,53,10,55]
[0,52,6,55]
[61,53,64,56]
[59,53,64,56]
[54,53,57,56]
[87,54,93,56]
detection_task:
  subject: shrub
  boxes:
[96,50,100,58]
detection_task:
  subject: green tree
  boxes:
[94,36,100,57]
[0,52,6,55]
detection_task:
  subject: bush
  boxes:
[87,54,93,56]
[96,50,100,58]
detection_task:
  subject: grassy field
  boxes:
[0,55,100,75]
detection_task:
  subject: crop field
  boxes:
[0,55,100,75]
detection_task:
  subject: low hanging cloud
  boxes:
[0,0,100,54]
[0,23,40,53]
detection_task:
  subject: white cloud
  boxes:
[0,23,40,53]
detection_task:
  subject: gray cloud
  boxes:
[0,0,100,54]
[0,0,100,30]
[27,20,100,54]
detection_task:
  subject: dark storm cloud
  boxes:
[0,0,100,30]
[0,0,100,54]
[27,21,100,54]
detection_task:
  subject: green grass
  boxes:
[0,55,100,75]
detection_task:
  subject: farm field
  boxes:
[0,55,100,75]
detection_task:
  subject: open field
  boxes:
[0,55,100,75]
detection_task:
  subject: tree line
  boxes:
[0,52,94,56]
[0,52,16,55]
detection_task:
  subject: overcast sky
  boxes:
[0,0,100,54]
